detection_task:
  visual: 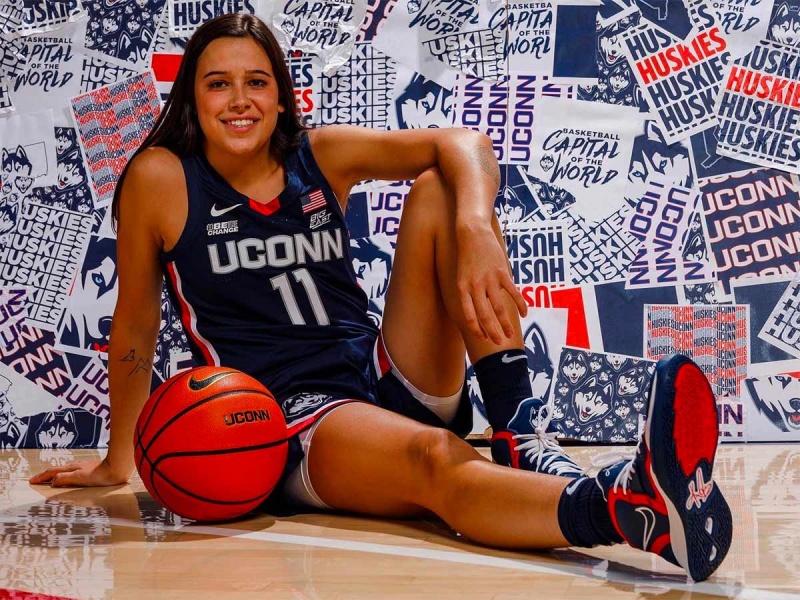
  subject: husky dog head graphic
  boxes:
[283,392,331,419]
[608,65,632,94]
[617,372,645,396]
[523,322,554,401]
[496,183,528,227]
[606,354,627,371]
[539,154,555,172]
[57,151,85,190]
[350,237,392,310]
[37,410,79,448]
[683,283,716,305]
[573,376,614,424]
[746,376,800,433]
[61,236,118,354]
[2,145,34,198]
[55,129,75,155]
[561,351,588,385]
[614,403,631,420]
[394,73,454,130]
[770,3,800,47]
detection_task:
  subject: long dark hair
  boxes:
[110,13,306,230]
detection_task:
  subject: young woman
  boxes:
[30,14,732,582]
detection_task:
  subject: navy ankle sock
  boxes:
[557,477,624,547]
[473,349,533,433]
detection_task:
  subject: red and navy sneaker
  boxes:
[491,399,585,478]
[594,354,733,582]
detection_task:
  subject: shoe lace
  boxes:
[512,403,584,477]
[590,442,639,494]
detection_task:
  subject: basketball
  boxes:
[134,366,288,522]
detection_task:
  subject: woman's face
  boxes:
[193,36,285,160]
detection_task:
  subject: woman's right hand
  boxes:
[29,458,131,488]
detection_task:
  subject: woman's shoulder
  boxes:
[125,147,184,184]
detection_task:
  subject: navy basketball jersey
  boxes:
[160,134,379,401]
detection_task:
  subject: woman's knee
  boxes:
[406,427,472,491]
[406,168,453,217]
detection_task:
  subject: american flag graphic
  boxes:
[301,189,326,214]
[150,53,183,102]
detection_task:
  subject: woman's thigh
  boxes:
[380,168,466,397]
[305,401,483,517]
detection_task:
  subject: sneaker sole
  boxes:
[646,355,733,582]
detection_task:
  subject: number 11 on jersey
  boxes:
[270,268,330,326]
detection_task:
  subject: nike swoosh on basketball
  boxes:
[635,506,657,550]
[210,203,242,217]
[188,371,235,390]
[501,354,527,364]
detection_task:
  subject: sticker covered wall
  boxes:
[0,0,798,447]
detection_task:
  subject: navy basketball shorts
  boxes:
[270,332,473,511]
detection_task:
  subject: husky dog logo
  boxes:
[283,392,332,419]
[746,376,800,432]
[627,121,693,205]
[55,130,74,154]
[2,145,35,199]
[394,73,454,130]
[769,3,800,47]
[573,376,614,423]
[523,322,554,401]
[60,236,118,355]
[350,237,392,323]
[599,28,624,66]
[561,352,588,384]
[684,283,716,305]
[606,354,627,371]
[617,372,645,396]
[37,410,79,448]
[496,183,529,227]
[608,65,632,94]
[539,154,555,172]
[56,152,85,190]
[614,403,631,419]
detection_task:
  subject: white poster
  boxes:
[8,21,85,114]
[373,0,503,86]
[528,96,641,224]
[273,0,367,75]
[743,375,800,442]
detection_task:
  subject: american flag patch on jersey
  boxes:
[301,189,326,213]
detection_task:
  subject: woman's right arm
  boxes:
[30,149,183,487]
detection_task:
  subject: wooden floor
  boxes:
[0,444,797,599]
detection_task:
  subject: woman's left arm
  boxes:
[309,125,527,343]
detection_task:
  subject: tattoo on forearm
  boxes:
[120,348,152,376]
[472,146,501,186]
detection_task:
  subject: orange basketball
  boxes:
[134,366,288,522]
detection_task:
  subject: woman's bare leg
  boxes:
[306,402,569,549]
[381,167,523,397]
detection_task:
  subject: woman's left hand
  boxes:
[455,224,527,345]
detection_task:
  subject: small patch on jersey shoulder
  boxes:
[309,210,331,230]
